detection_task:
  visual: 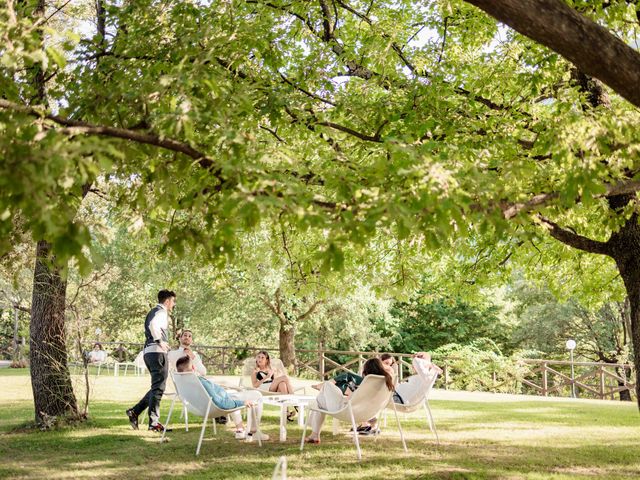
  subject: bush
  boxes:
[433,343,531,393]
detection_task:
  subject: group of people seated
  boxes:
[164,328,440,445]
[304,351,442,444]
[167,330,299,441]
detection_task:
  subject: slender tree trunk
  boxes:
[30,241,78,424]
[279,321,296,368]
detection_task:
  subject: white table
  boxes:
[262,394,316,442]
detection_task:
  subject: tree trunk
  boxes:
[29,240,78,425]
[608,212,640,407]
[279,321,296,369]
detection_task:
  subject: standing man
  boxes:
[167,329,207,375]
[126,289,176,432]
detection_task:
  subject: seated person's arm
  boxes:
[251,370,261,388]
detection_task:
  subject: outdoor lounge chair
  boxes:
[299,374,404,460]
[162,371,263,455]
[384,364,440,447]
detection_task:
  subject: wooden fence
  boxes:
[519,359,635,401]
[81,342,635,401]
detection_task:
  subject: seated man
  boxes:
[175,355,269,442]
[168,329,207,375]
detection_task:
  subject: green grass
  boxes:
[1,368,640,479]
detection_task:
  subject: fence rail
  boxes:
[72,342,636,401]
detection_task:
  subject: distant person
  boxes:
[168,329,207,375]
[176,355,269,441]
[87,343,107,364]
[126,289,176,432]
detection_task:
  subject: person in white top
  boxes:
[168,329,207,376]
[393,352,442,406]
[87,343,107,363]
[126,289,176,432]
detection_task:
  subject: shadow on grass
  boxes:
[1,400,640,480]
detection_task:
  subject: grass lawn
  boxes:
[1,369,639,479]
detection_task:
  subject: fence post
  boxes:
[444,363,449,390]
[221,348,226,375]
[542,362,548,396]
[599,365,605,400]
[318,348,325,380]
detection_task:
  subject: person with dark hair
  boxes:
[168,329,207,376]
[126,289,176,432]
[304,357,394,445]
[87,343,107,364]
[176,355,269,442]
[251,350,297,420]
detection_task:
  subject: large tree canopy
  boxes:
[2,0,640,416]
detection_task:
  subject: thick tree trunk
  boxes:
[279,322,296,369]
[29,240,78,425]
[608,213,640,407]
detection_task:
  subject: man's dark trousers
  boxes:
[131,352,168,426]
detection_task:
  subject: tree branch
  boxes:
[537,214,611,255]
[297,300,324,322]
[0,99,221,174]
[464,0,640,108]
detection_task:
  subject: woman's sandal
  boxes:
[305,437,320,444]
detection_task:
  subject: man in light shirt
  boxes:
[126,289,176,432]
[168,329,207,376]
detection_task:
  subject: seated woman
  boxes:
[393,352,442,406]
[87,343,107,364]
[304,357,394,444]
[251,350,297,420]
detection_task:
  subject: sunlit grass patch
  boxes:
[1,371,639,479]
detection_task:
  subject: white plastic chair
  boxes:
[384,368,440,447]
[299,374,402,460]
[162,371,263,455]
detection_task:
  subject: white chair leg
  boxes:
[196,403,211,456]
[251,406,262,447]
[332,417,338,436]
[348,404,362,461]
[391,401,408,453]
[161,396,177,443]
[300,409,312,452]
[424,400,439,447]
[246,406,253,434]
[213,414,217,435]
[184,405,189,431]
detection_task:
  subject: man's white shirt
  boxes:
[143,304,169,354]
[167,346,207,376]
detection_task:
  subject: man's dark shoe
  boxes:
[126,409,139,430]
[215,416,227,424]
[149,422,172,433]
